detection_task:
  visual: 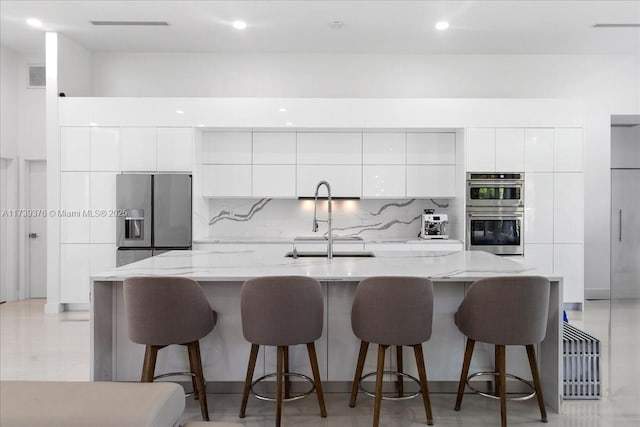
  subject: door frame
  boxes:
[19,159,47,299]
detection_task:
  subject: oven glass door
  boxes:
[467,182,523,207]
[467,213,523,255]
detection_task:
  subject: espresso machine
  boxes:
[420,209,449,239]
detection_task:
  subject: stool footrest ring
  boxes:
[359,371,421,401]
[466,371,536,401]
[152,371,204,399]
[250,372,315,402]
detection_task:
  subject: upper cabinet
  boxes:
[465,128,495,172]
[252,132,296,164]
[121,127,157,172]
[157,128,193,172]
[61,127,91,171]
[90,127,120,172]
[251,132,296,197]
[525,128,554,172]
[363,133,405,164]
[495,128,525,172]
[297,132,361,164]
[553,128,583,172]
[407,132,455,165]
[202,132,251,164]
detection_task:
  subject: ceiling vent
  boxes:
[28,65,45,88]
[593,23,640,28]
[90,21,169,26]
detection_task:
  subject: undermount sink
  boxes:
[293,236,363,242]
[285,251,375,258]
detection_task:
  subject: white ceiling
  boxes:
[1,1,639,55]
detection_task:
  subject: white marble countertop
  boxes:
[92,249,554,282]
[193,236,463,244]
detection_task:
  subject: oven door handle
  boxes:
[467,181,523,187]
[468,213,522,218]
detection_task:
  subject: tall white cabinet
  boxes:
[58,126,193,303]
[466,127,584,305]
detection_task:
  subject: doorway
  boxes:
[26,160,47,298]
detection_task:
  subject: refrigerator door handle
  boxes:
[619,209,623,242]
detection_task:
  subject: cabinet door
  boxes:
[554,244,584,304]
[362,165,406,198]
[202,165,251,197]
[157,128,193,171]
[90,172,117,244]
[91,243,116,283]
[407,132,455,165]
[61,127,90,171]
[121,127,157,171]
[554,173,583,243]
[525,128,554,172]
[201,132,251,164]
[523,243,553,274]
[495,128,525,172]
[297,165,362,197]
[252,132,296,164]
[252,165,296,197]
[465,128,495,172]
[297,132,362,164]
[406,165,455,198]
[60,172,90,243]
[524,173,553,244]
[60,243,91,303]
[554,128,583,172]
[363,132,405,164]
[90,127,120,172]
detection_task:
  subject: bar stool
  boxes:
[239,276,327,427]
[123,277,216,421]
[349,276,435,427]
[453,276,550,427]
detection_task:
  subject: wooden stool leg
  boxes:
[276,346,284,427]
[526,344,548,423]
[413,344,434,426]
[396,345,404,397]
[187,341,210,421]
[349,340,369,407]
[454,338,475,411]
[307,342,327,417]
[497,344,507,427]
[283,346,291,399]
[373,344,387,427]
[141,345,159,382]
[239,344,259,418]
[495,345,501,397]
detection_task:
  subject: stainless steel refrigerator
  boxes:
[116,174,192,267]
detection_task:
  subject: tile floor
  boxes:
[1,299,639,426]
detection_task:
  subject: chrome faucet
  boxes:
[312,180,333,259]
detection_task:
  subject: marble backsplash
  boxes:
[207,198,451,239]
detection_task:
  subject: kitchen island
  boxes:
[91,249,563,412]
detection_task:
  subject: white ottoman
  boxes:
[0,381,185,427]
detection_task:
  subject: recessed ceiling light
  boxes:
[279,107,287,112]
[197,124,205,127]
[26,18,43,28]
[286,122,293,127]
[176,109,184,115]
[435,21,449,31]
[329,21,344,30]
[232,20,247,30]
[89,122,98,127]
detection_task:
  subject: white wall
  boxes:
[90,52,640,297]
[1,46,19,159]
[57,34,91,97]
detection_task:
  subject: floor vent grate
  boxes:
[563,322,601,399]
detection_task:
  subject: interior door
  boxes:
[611,169,640,299]
[28,160,47,298]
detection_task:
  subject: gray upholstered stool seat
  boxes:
[453,276,550,427]
[349,276,435,427]
[239,276,327,427]
[124,277,217,421]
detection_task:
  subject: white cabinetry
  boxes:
[495,128,525,172]
[90,172,117,244]
[554,128,583,172]
[61,127,90,171]
[362,165,405,198]
[252,132,296,197]
[363,132,405,164]
[202,132,251,164]
[465,128,495,172]
[554,173,583,244]
[524,173,553,244]
[297,165,362,197]
[253,165,296,197]
[406,165,455,198]
[252,132,296,164]
[362,133,406,198]
[90,127,120,171]
[525,128,554,172]
[60,172,90,243]
[201,132,252,197]
[554,244,584,304]
[297,132,361,164]
[202,165,251,197]
[157,128,193,171]
[407,132,455,165]
[60,244,91,303]
[121,127,157,172]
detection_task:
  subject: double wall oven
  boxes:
[466,173,524,255]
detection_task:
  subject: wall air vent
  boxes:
[28,65,45,88]
[593,23,640,28]
[90,21,169,26]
